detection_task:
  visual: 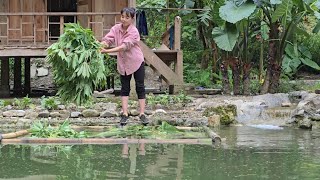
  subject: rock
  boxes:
[93,103,117,111]
[312,121,320,130]
[4,105,13,111]
[310,114,320,121]
[30,64,37,78]
[37,67,49,77]
[129,109,139,116]
[155,109,167,114]
[70,112,81,118]
[38,110,50,118]
[145,110,153,115]
[50,111,61,118]
[298,117,312,129]
[203,104,237,125]
[208,115,220,127]
[67,103,77,111]
[252,93,290,108]
[57,105,66,110]
[82,109,100,117]
[3,110,26,117]
[100,110,118,117]
[25,110,38,119]
[289,91,309,103]
[281,103,292,107]
[78,106,86,111]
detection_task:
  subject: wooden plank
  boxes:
[77,0,90,28]
[8,0,20,41]
[34,0,47,42]
[92,0,104,39]
[22,0,34,39]
[138,41,182,85]
[0,57,10,97]
[0,0,8,44]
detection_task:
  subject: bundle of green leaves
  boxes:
[46,23,108,105]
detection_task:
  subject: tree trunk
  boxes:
[221,53,231,94]
[243,63,251,95]
[229,57,241,95]
[268,63,281,93]
[261,23,279,94]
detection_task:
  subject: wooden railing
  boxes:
[0,12,121,46]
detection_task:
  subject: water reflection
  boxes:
[0,126,319,179]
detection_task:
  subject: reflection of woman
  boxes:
[101,7,148,126]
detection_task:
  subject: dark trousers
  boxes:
[120,62,145,99]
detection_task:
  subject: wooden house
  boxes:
[0,0,183,97]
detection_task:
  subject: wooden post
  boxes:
[175,50,183,83]
[13,57,22,96]
[60,16,64,35]
[0,57,10,97]
[24,57,31,96]
[173,16,181,50]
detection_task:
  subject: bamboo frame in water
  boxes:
[1,138,213,145]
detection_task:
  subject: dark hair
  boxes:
[120,7,136,18]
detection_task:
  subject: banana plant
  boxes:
[212,0,258,95]
[258,0,320,93]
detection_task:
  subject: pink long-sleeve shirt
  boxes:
[102,23,144,76]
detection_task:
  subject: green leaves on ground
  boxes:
[46,23,109,105]
[30,120,87,138]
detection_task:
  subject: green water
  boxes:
[0,126,320,180]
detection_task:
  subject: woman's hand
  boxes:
[100,48,109,53]
[101,41,109,48]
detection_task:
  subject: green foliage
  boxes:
[212,24,239,51]
[277,77,303,93]
[0,100,4,108]
[219,1,257,24]
[41,96,60,110]
[146,92,192,107]
[46,23,108,105]
[13,96,33,109]
[301,33,320,65]
[30,120,87,138]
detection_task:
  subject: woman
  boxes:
[101,7,148,126]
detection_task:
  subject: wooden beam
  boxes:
[13,57,22,96]
[174,16,181,50]
[175,50,183,83]
[0,57,10,97]
[138,41,182,85]
[0,48,47,56]
[24,57,31,96]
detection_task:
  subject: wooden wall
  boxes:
[0,0,135,45]
[0,0,8,45]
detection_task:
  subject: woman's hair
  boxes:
[120,7,136,18]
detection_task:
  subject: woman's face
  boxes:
[120,12,133,28]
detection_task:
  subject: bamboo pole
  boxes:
[1,130,29,139]
[1,138,212,145]
[202,126,221,145]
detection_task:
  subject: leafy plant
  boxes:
[0,100,4,108]
[146,92,192,107]
[46,23,108,105]
[282,43,320,77]
[13,96,33,109]
[30,120,87,138]
[41,96,60,110]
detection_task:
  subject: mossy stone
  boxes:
[203,105,237,125]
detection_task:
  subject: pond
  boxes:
[0,126,320,180]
